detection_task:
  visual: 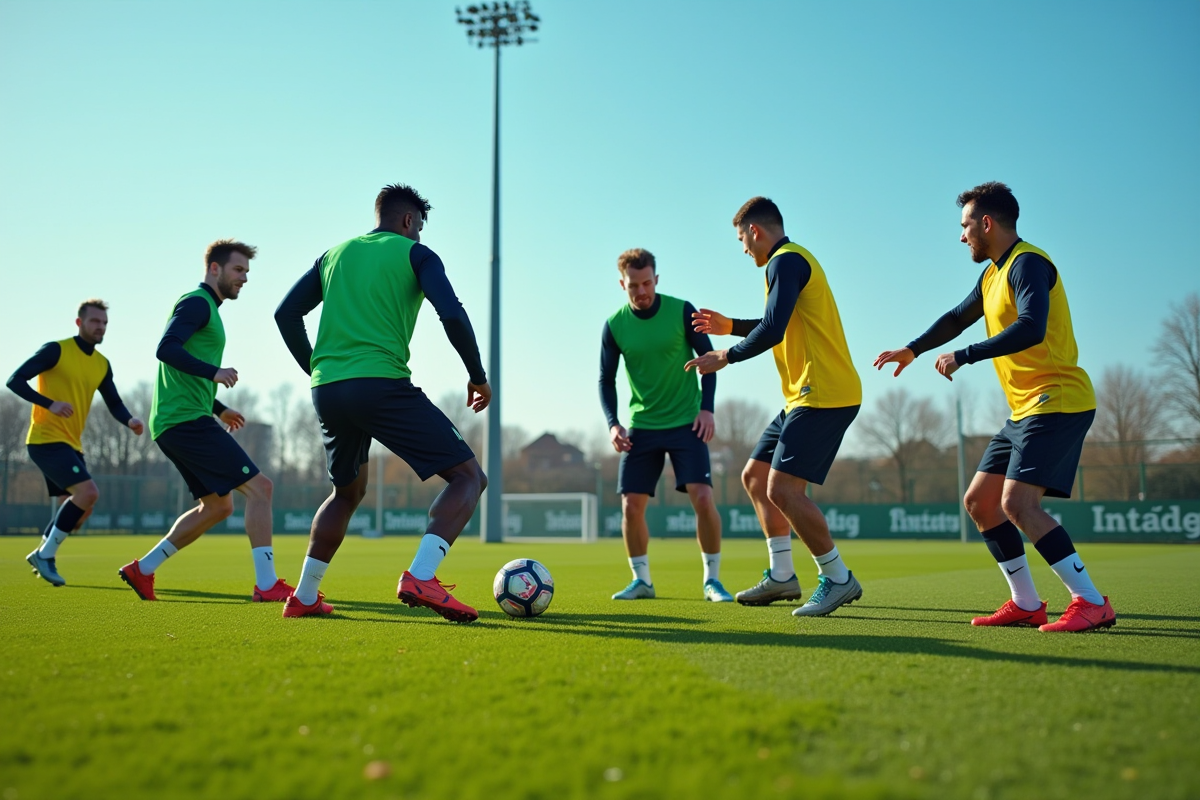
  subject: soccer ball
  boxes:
[493,559,554,618]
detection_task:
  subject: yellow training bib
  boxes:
[26,338,110,451]
[768,242,861,411]
[981,241,1095,420]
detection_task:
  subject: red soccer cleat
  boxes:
[253,578,296,602]
[971,600,1048,627]
[282,591,333,618]
[118,560,157,601]
[397,571,478,623]
[1039,596,1116,633]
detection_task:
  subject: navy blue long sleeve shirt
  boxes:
[154,283,228,416]
[6,337,133,424]
[726,238,812,363]
[274,241,488,386]
[906,240,1054,365]
[598,296,717,429]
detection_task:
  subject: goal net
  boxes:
[500,493,599,543]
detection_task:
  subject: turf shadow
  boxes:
[502,617,1200,675]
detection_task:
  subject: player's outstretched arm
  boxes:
[274,259,324,376]
[885,270,986,378]
[949,255,1051,367]
[6,341,61,410]
[98,363,138,432]
[411,244,488,390]
[156,296,228,383]
[691,308,732,336]
[723,254,807,365]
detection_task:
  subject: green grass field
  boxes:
[1,535,1198,800]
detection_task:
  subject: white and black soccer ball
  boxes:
[493,559,554,618]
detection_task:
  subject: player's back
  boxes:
[310,232,425,387]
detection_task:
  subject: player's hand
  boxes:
[48,401,74,418]
[213,367,239,388]
[692,410,715,443]
[684,350,729,375]
[691,308,732,336]
[609,424,632,453]
[873,347,915,377]
[934,352,960,381]
[219,407,246,431]
[468,381,491,413]
[127,417,145,436]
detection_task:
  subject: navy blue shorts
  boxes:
[27,443,91,496]
[978,410,1095,499]
[750,405,860,484]
[156,416,261,499]
[617,424,712,496]
[312,378,476,487]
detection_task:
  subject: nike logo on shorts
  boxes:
[781,456,795,462]
[1018,467,1036,472]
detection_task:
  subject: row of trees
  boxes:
[2,295,1198,507]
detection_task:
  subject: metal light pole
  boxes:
[456,3,539,543]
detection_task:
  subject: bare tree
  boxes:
[286,395,325,481]
[0,393,29,509]
[1154,292,1200,434]
[268,383,295,476]
[711,397,773,460]
[1091,365,1164,499]
[856,388,949,502]
[502,424,530,460]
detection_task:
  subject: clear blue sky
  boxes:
[2,0,1197,445]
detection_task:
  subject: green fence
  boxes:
[5,499,1198,544]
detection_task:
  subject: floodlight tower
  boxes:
[456,2,540,543]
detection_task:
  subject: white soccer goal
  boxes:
[500,493,599,543]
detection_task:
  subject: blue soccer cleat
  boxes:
[26,549,66,587]
[703,579,734,603]
[612,578,655,600]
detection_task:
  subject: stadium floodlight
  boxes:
[455,2,540,544]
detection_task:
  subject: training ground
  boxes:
[1,536,1197,800]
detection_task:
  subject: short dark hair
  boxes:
[205,239,257,269]
[77,298,108,319]
[957,182,1019,229]
[733,196,784,229]
[376,183,432,224]
[617,248,656,275]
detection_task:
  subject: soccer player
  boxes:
[689,197,863,617]
[118,240,289,602]
[7,300,144,585]
[600,248,731,602]
[874,182,1115,633]
[274,183,490,622]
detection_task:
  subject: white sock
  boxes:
[997,555,1042,611]
[251,546,278,591]
[629,555,652,585]
[701,551,720,583]
[1048,554,1104,606]
[139,537,178,575]
[766,535,795,582]
[38,526,70,558]
[408,533,450,581]
[812,546,850,584]
[294,556,329,605]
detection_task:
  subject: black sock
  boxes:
[53,500,86,533]
[1033,526,1076,566]
[980,520,1024,563]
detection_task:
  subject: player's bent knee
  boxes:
[622,494,649,516]
[765,475,801,508]
[203,495,235,520]
[686,484,715,507]
[999,492,1035,525]
[73,482,100,508]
